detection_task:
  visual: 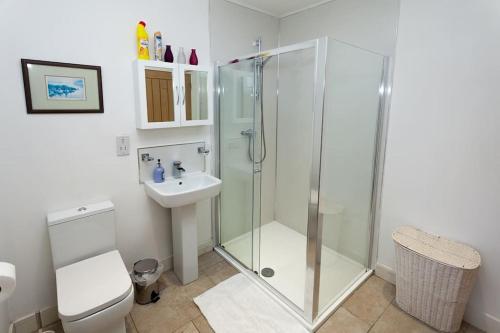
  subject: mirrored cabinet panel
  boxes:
[180,65,211,126]
[135,61,212,129]
[184,70,208,121]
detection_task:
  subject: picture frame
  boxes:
[21,59,104,114]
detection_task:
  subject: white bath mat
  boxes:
[194,273,308,333]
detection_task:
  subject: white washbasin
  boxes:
[144,172,222,208]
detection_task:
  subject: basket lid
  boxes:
[134,258,158,275]
[392,226,481,270]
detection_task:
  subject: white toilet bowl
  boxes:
[57,251,133,333]
[47,202,134,333]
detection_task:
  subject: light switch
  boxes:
[116,136,130,156]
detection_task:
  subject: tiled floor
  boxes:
[41,251,483,333]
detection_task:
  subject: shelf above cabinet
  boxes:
[134,60,213,129]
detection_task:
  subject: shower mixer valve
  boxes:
[197,146,210,155]
[240,129,255,137]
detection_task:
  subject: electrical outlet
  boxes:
[116,136,130,156]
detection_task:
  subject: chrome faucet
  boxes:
[141,153,154,162]
[173,161,186,179]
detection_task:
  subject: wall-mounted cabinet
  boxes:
[134,60,212,129]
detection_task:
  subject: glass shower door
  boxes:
[317,40,386,314]
[218,59,261,271]
[218,39,328,316]
[257,45,318,312]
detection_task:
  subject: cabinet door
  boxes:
[179,65,212,126]
[135,60,181,129]
[145,69,176,122]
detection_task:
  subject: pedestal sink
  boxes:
[144,172,222,285]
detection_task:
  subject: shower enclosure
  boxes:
[214,37,389,329]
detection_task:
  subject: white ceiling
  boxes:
[225,0,333,18]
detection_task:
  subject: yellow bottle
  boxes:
[137,21,150,60]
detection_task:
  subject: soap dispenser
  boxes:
[153,159,165,183]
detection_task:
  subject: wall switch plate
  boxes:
[116,136,130,156]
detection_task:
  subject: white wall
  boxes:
[0,0,211,321]
[209,0,279,62]
[279,0,400,55]
[378,0,500,331]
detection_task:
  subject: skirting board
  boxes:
[12,312,39,333]
[485,313,500,333]
[13,303,62,332]
[375,263,500,333]
[374,262,396,285]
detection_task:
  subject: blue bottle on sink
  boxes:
[153,159,165,183]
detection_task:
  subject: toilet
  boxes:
[47,201,133,333]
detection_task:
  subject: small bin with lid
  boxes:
[392,226,481,333]
[132,258,163,305]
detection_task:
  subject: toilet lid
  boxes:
[56,250,133,322]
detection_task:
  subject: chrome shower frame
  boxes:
[212,37,392,331]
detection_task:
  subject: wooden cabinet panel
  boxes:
[145,69,174,122]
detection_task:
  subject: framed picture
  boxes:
[21,59,104,113]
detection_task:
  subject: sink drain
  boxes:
[261,267,275,277]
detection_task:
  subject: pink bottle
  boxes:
[189,49,198,65]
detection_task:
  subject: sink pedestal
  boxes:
[171,203,199,285]
[143,172,221,285]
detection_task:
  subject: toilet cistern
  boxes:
[173,161,186,179]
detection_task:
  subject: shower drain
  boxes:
[261,267,275,277]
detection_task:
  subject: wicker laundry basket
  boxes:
[393,226,481,333]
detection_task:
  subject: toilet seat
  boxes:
[56,250,132,322]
